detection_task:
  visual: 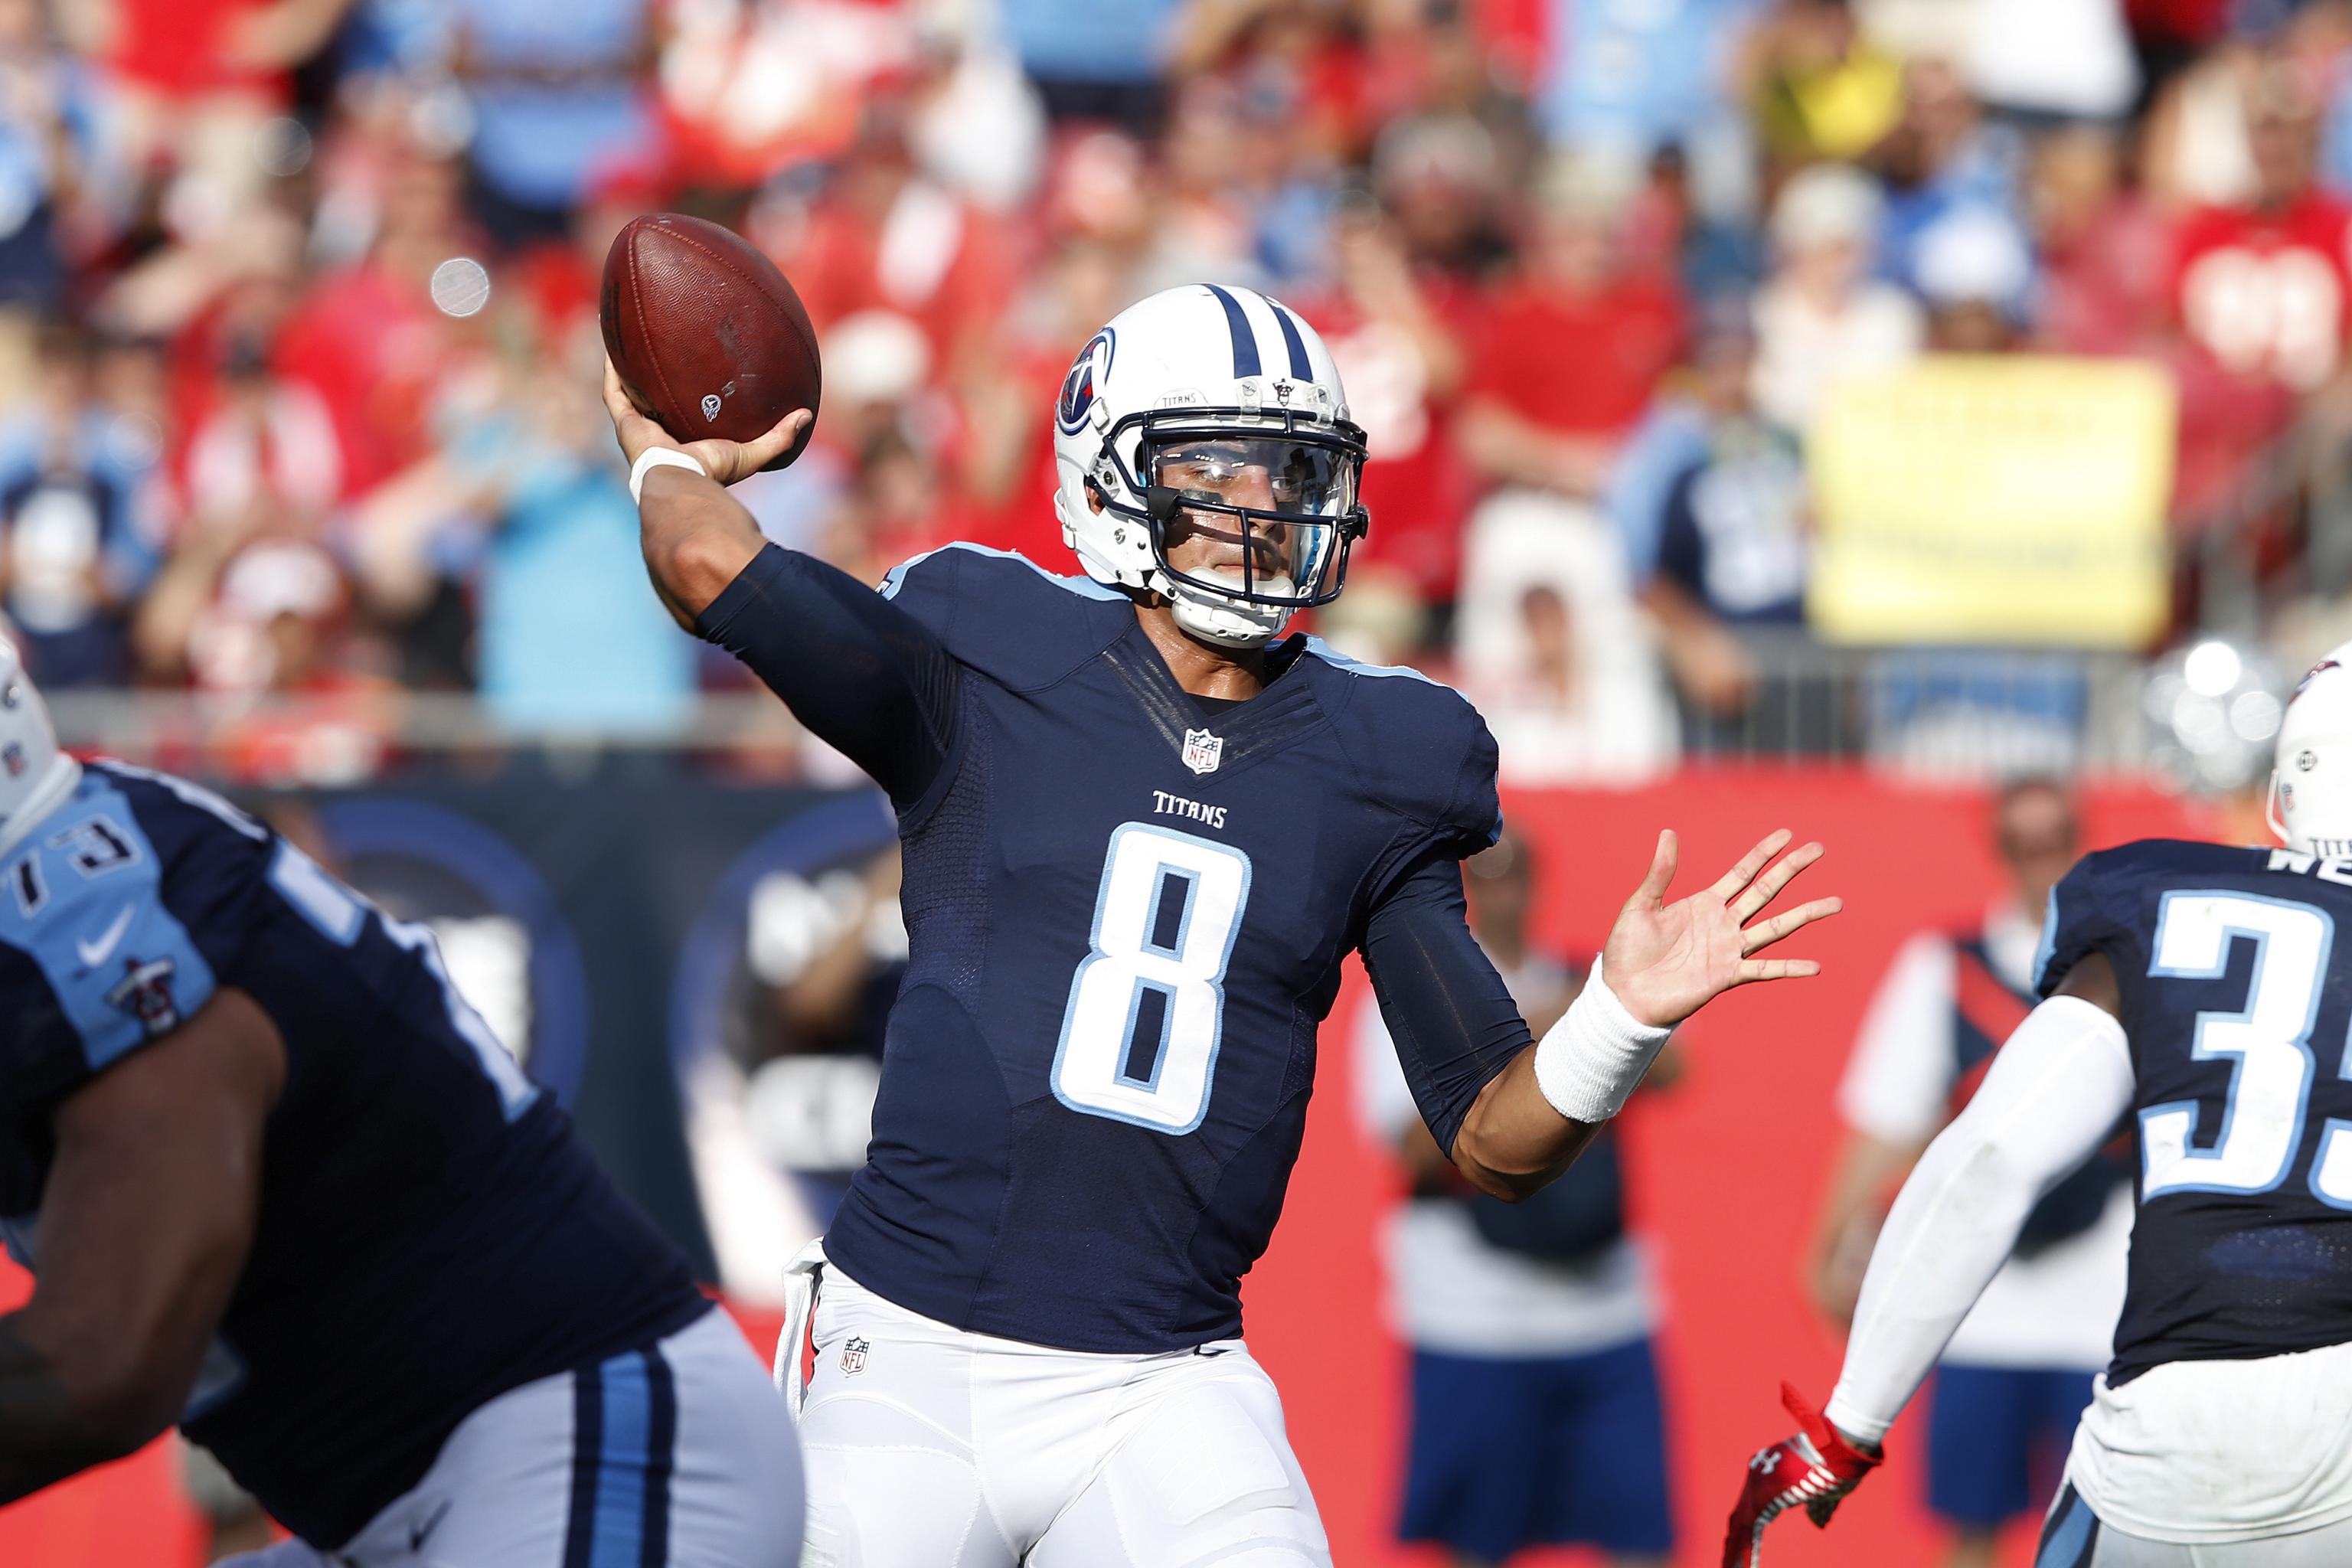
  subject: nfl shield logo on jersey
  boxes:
[841,1336,869,1375]
[1182,729,1223,776]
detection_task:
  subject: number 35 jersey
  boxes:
[2037,838,2352,1384]
[825,545,1501,1354]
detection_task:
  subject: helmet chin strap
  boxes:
[1158,570,1289,649]
[2269,769,2292,849]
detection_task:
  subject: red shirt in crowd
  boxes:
[273,263,454,499]
[1296,277,1485,606]
[106,0,289,101]
[2167,192,2352,520]
[1464,275,1684,439]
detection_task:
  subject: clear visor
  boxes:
[1148,435,1360,603]
[1151,436,1359,520]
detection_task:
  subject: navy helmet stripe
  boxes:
[637,1348,678,1568]
[562,1366,606,1568]
[1202,285,1263,379]
[1270,303,1314,380]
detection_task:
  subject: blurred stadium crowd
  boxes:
[9,0,2352,785]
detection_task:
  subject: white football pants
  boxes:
[219,1308,803,1566]
[789,1259,1331,1568]
[2039,1338,2352,1566]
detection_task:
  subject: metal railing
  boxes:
[1676,633,2153,776]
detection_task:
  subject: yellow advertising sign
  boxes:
[1805,355,2175,647]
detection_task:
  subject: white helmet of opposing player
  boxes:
[2272,642,2352,856]
[1051,283,1370,648]
[0,639,77,858]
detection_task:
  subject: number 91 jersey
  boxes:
[825,546,1501,1354]
[2037,838,2352,1384]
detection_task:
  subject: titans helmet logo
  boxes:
[1057,328,1117,436]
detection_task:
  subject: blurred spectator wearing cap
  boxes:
[0,325,161,685]
[1370,112,1515,285]
[1748,162,1922,433]
[1872,61,2029,303]
[1912,202,2034,349]
[1808,779,2128,1568]
[451,0,655,248]
[1355,830,1679,1568]
[1454,150,1682,783]
[1636,296,1809,731]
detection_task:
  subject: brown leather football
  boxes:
[599,213,821,462]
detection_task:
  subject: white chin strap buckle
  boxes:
[1165,577,1286,648]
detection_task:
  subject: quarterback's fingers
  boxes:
[1730,840,1823,923]
[1740,896,1843,956]
[602,358,648,428]
[1709,828,1794,903]
[1736,956,1823,983]
[1628,828,1678,911]
[738,407,815,473]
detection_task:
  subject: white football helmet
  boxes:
[2272,641,2352,855]
[1052,283,1370,648]
[0,639,78,859]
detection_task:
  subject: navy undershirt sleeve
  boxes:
[1359,848,1534,1154]
[695,544,961,808]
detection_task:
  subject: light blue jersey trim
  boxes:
[1298,633,1443,687]
[880,541,1126,603]
[589,1353,652,1568]
[0,774,217,1072]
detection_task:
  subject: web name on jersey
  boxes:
[1152,791,1227,829]
[2269,848,2352,883]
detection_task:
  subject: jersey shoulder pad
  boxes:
[0,763,266,1110]
[2034,838,2262,995]
[1298,635,1501,857]
[880,542,1130,689]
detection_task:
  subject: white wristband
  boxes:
[629,446,707,505]
[1531,954,1674,1125]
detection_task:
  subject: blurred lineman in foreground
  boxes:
[0,640,801,1564]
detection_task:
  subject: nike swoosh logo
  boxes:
[77,904,134,969]
[408,1498,452,1553]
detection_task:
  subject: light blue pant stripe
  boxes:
[2037,1490,2095,1568]
[590,1353,652,1568]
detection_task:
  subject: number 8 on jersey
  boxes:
[1052,823,1255,1134]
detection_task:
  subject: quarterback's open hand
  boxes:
[601,358,812,485]
[1603,828,1838,1029]
[1723,1384,1881,1567]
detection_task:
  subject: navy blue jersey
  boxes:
[0,763,707,1547]
[822,545,1501,1352]
[2037,838,2352,1383]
